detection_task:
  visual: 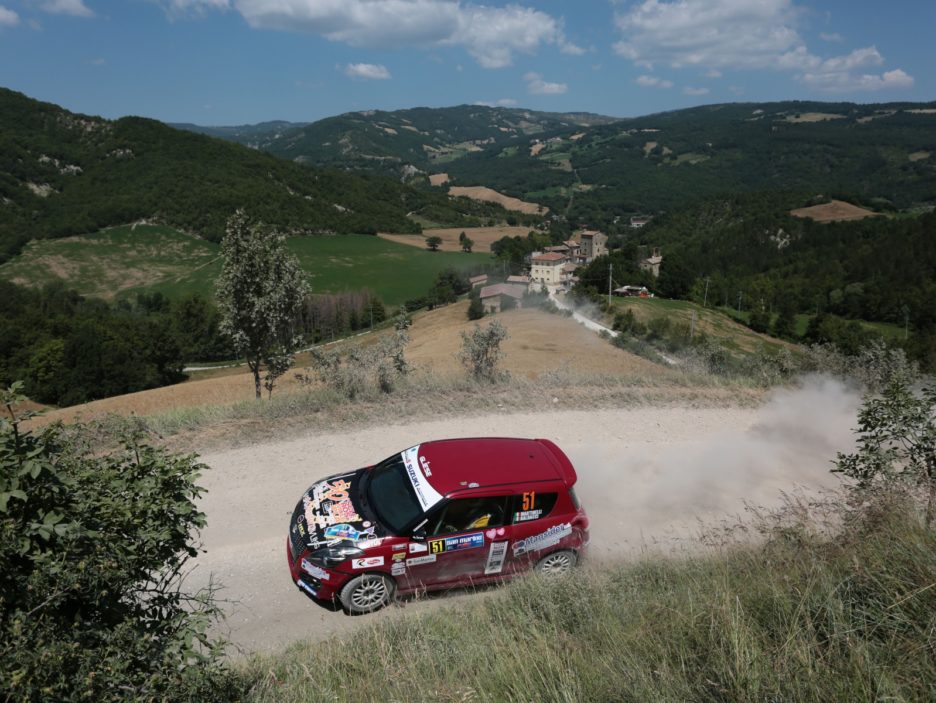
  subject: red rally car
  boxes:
[286,437,590,613]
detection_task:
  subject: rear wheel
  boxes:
[339,574,395,614]
[534,550,577,576]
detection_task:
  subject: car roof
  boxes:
[414,437,574,497]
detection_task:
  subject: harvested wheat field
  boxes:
[379,226,532,253]
[428,173,449,186]
[783,112,845,123]
[448,186,547,215]
[30,301,660,427]
[790,199,880,223]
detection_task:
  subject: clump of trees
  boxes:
[0,281,232,406]
[216,210,309,399]
[0,383,233,701]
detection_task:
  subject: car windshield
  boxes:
[365,454,424,534]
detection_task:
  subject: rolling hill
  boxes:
[0,89,522,263]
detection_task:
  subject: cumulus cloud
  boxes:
[0,5,19,26]
[614,0,913,94]
[342,62,391,80]
[159,0,575,68]
[475,98,518,107]
[802,68,914,93]
[524,71,567,95]
[683,86,710,96]
[636,74,672,89]
[39,0,93,16]
[820,32,844,43]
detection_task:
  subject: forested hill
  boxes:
[174,104,619,179]
[0,89,507,262]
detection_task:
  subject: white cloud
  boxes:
[523,71,567,95]
[820,32,844,43]
[88,57,106,66]
[683,86,710,96]
[163,1,572,68]
[39,0,93,16]
[475,98,518,107]
[342,62,391,80]
[614,0,913,94]
[801,67,914,93]
[636,74,673,89]
[0,5,19,26]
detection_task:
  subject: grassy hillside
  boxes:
[174,104,618,181]
[243,494,935,702]
[0,224,490,306]
[0,89,519,262]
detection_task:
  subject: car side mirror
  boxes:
[410,528,427,541]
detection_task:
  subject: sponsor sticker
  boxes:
[429,532,485,555]
[357,538,383,550]
[402,445,444,511]
[513,509,542,523]
[392,543,407,551]
[324,523,373,542]
[351,556,385,569]
[512,523,572,556]
[300,558,330,581]
[484,541,509,575]
[409,542,428,554]
[391,562,407,576]
[304,474,363,528]
[392,552,406,562]
[406,554,437,566]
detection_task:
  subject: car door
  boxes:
[404,495,509,587]
[502,489,563,574]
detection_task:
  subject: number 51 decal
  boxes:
[522,491,536,511]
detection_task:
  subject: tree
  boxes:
[835,379,936,525]
[458,320,509,382]
[461,236,474,253]
[426,235,443,251]
[773,299,797,339]
[467,287,485,320]
[216,210,309,399]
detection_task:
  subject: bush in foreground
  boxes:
[0,383,233,702]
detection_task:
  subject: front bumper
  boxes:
[286,537,344,601]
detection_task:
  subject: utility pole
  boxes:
[608,261,613,307]
[703,276,710,308]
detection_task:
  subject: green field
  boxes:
[0,225,490,306]
[723,308,905,341]
[610,296,788,354]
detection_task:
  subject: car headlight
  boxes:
[308,545,365,567]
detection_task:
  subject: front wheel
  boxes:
[339,573,395,614]
[534,550,577,576]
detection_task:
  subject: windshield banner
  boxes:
[402,445,444,511]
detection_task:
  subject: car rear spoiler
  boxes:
[535,438,578,487]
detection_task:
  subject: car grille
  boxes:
[289,505,307,560]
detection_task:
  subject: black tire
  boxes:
[339,573,395,614]
[534,550,577,576]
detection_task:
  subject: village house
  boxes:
[469,274,488,288]
[630,216,652,228]
[506,274,531,287]
[640,247,663,278]
[530,252,567,286]
[578,230,608,262]
[479,282,525,313]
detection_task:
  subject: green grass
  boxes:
[239,493,936,702]
[724,309,906,341]
[0,226,490,307]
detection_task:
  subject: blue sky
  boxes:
[1,1,933,124]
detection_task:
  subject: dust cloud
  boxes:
[567,376,863,557]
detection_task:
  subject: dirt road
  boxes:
[191,379,859,655]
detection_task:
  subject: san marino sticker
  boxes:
[429,532,484,554]
[512,523,572,556]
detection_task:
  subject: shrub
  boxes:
[0,382,232,702]
[458,320,509,382]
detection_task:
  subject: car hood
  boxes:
[290,470,387,553]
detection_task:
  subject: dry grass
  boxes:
[448,186,547,215]
[783,112,845,123]
[27,303,672,433]
[428,173,450,186]
[530,143,546,157]
[379,226,532,254]
[790,199,880,223]
[909,151,931,162]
